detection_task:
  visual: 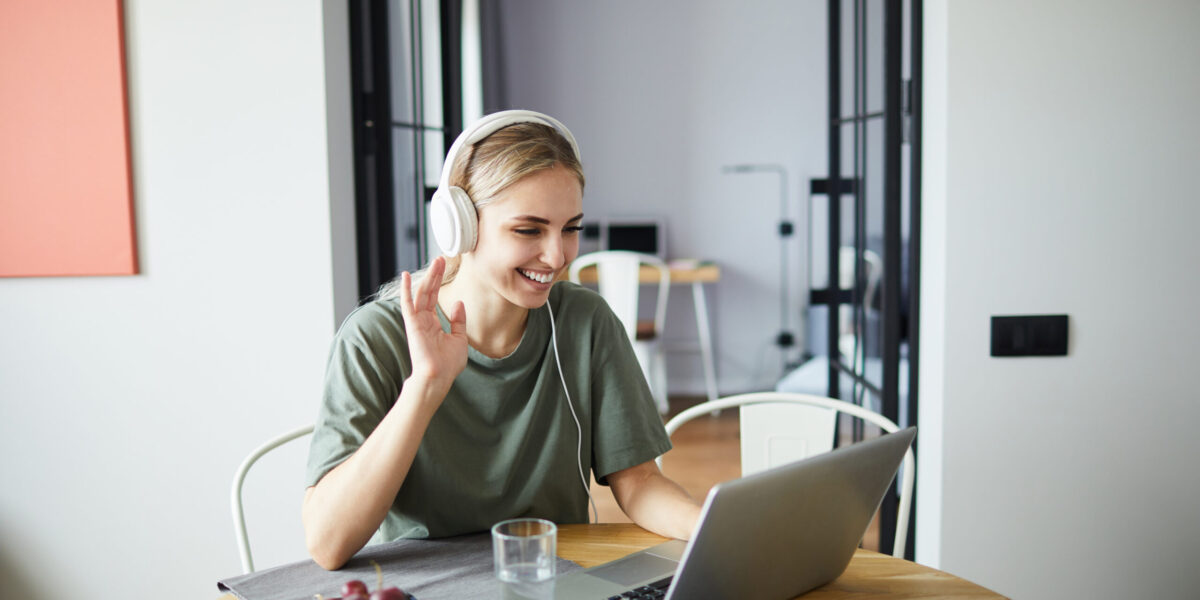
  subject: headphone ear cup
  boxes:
[430,186,478,256]
[451,187,478,253]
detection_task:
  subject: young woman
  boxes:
[302,111,701,570]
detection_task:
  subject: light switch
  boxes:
[991,315,1069,357]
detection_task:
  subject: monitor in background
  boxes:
[602,217,666,259]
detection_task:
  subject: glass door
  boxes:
[814,0,921,559]
[349,0,457,300]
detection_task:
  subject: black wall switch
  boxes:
[991,315,1069,357]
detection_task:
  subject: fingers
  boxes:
[399,271,414,316]
[402,257,444,314]
[398,256,450,323]
[447,300,467,337]
[420,257,445,311]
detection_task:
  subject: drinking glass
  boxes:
[491,518,557,583]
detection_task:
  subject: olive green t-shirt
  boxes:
[305,282,671,542]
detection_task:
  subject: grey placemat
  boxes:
[217,533,582,600]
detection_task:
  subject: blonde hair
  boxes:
[376,121,584,300]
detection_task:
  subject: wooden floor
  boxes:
[589,395,883,552]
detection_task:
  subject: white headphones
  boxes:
[429,110,581,257]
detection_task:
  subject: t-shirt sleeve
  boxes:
[305,302,411,488]
[585,298,673,485]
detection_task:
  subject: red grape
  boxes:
[342,580,369,597]
[370,587,407,600]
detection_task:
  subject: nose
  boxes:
[541,232,574,270]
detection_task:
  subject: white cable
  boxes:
[545,301,599,524]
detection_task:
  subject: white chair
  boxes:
[657,392,914,557]
[569,251,671,413]
[230,424,314,574]
[837,246,882,363]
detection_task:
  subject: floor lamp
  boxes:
[722,163,798,373]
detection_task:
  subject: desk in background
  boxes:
[574,261,720,403]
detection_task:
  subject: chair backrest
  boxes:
[838,246,882,311]
[658,392,914,557]
[230,424,314,574]
[837,246,883,361]
[568,250,670,340]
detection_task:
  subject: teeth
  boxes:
[519,269,553,284]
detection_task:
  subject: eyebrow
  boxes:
[510,213,585,225]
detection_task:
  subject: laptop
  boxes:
[553,427,916,599]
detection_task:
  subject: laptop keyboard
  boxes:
[606,575,673,599]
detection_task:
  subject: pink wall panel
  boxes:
[0,0,137,277]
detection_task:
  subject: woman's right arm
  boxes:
[301,373,448,570]
[302,257,467,570]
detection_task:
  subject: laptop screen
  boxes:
[603,218,665,258]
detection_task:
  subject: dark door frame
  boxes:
[819,0,921,559]
[348,0,465,302]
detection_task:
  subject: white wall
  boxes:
[920,1,1200,597]
[914,0,948,571]
[0,1,345,598]
[497,0,828,394]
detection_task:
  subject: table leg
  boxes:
[692,281,719,404]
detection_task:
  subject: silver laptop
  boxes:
[554,427,916,599]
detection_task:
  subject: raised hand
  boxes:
[398,256,469,391]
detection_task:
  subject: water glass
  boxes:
[491,518,557,583]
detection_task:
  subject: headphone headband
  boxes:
[437,110,581,190]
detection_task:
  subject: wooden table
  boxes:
[574,261,721,403]
[557,523,1006,599]
[218,523,1003,599]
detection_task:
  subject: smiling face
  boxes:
[458,163,584,311]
